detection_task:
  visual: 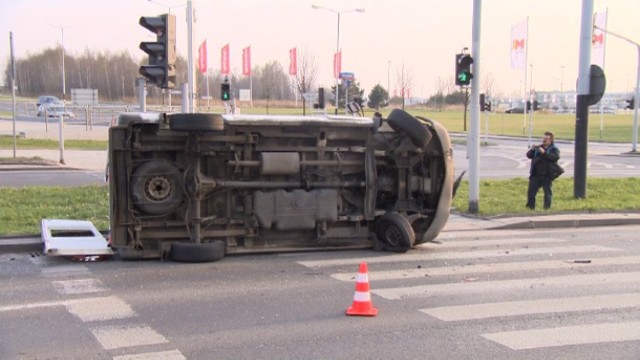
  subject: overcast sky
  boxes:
[0,0,637,98]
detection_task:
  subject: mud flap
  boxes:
[453,170,466,198]
[41,219,113,256]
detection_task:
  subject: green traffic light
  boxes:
[223,94,229,100]
[458,73,468,82]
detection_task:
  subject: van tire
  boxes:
[131,160,184,215]
[171,241,226,263]
[170,113,225,131]
[387,109,431,149]
[375,212,416,252]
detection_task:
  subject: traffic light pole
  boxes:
[574,0,594,199]
[594,25,640,152]
[137,78,147,112]
[468,0,482,213]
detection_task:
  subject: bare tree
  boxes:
[434,76,449,111]
[395,64,414,110]
[291,47,317,115]
[481,72,496,97]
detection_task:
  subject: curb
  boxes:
[2,217,639,254]
[490,217,640,230]
[0,165,81,172]
[0,237,42,254]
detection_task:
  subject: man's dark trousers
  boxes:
[527,176,552,209]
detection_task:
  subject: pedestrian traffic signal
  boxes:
[479,93,491,112]
[221,83,231,101]
[533,100,540,111]
[627,98,635,110]
[455,54,473,86]
[526,101,531,111]
[139,14,176,89]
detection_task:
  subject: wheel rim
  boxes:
[383,224,403,247]
[145,175,172,202]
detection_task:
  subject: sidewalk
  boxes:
[0,119,108,172]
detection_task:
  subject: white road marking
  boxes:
[112,350,187,360]
[0,295,135,324]
[298,245,619,268]
[0,300,67,312]
[90,325,169,350]
[372,271,640,300]
[330,255,640,282]
[419,237,565,249]
[482,322,640,350]
[52,278,107,295]
[41,265,91,278]
[65,296,137,322]
[420,293,640,321]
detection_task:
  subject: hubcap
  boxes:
[145,176,172,201]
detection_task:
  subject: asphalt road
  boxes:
[452,136,640,179]
[2,137,638,188]
[1,225,639,359]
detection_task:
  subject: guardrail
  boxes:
[15,103,177,131]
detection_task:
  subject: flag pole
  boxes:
[523,16,529,138]
[599,8,608,139]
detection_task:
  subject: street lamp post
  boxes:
[312,5,364,114]
[594,24,640,152]
[50,24,70,106]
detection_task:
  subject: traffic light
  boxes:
[480,94,491,112]
[139,14,176,89]
[627,98,635,110]
[533,100,539,111]
[221,83,231,101]
[526,101,531,111]
[455,53,473,86]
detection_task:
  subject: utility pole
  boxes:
[574,0,594,198]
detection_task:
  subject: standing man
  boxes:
[526,131,560,210]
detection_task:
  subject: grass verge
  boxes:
[0,136,107,150]
[452,177,640,216]
[0,185,109,236]
[1,178,639,236]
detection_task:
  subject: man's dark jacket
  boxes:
[526,144,560,178]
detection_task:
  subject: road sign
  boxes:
[71,88,98,106]
[239,89,251,102]
[339,72,354,80]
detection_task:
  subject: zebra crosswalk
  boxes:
[296,230,640,351]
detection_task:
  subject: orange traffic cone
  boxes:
[346,262,378,316]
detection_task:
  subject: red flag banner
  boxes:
[242,46,251,76]
[333,51,342,79]
[591,10,607,67]
[197,40,207,74]
[289,48,297,76]
[221,44,230,75]
[510,19,527,70]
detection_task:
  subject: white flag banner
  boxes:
[591,10,607,67]
[510,19,527,70]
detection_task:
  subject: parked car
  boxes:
[37,104,75,118]
[505,106,524,114]
[36,95,61,107]
[108,110,457,262]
